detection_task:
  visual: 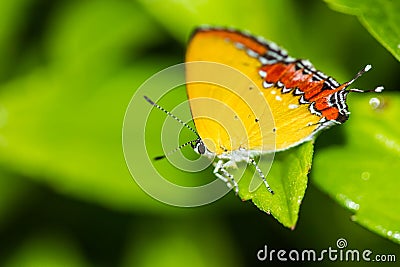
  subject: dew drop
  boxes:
[369,97,380,109]
[361,171,370,181]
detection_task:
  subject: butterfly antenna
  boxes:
[343,64,384,93]
[153,140,196,160]
[144,96,200,137]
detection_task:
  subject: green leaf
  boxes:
[235,141,314,228]
[0,0,34,79]
[137,0,304,45]
[46,0,162,75]
[313,93,400,244]
[325,0,400,61]
[0,62,168,212]
[0,0,168,212]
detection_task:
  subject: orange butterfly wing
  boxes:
[186,28,337,154]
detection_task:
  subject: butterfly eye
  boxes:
[198,143,206,154]
[193,139,206,155]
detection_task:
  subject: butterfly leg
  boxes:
[220,166,239,194]
[249,158,274,194]
[213,160,239,194]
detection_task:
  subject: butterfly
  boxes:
[146,26,383,194]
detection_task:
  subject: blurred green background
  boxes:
[0,0,399,266]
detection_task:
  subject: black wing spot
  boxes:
[335,113,349,123]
